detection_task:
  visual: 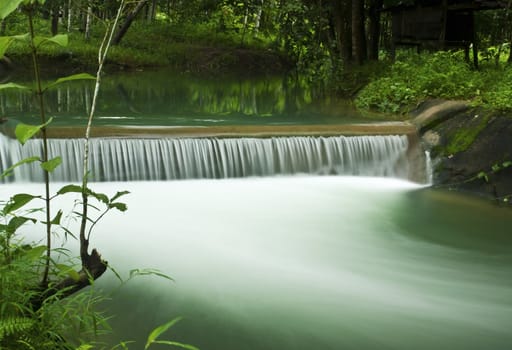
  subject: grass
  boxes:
[354,50,512,116]
[3,17,288,75]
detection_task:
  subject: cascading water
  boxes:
[0,133,410,182]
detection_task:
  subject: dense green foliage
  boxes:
[355,51,512,115]
[2,0,512,91]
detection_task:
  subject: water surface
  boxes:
[4,177,511,350]
[0,70,380,127]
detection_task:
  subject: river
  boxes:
[0,71,511,349]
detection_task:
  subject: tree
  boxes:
[112,0,148,45]
[351,0,366,65]
[368,0,383,60]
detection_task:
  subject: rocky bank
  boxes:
[412,99,512,204]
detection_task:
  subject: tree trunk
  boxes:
[331,0,352,64]
[66,0,72,32]
[147,0,157,21]
[254,0,264,33]
[352,0,366,65]
[112,0,149,45]
[368,0,383,60]
[31,249,107,311]
[85,3,92,41]
[51,9,59,35]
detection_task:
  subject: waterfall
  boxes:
[0,133,410,182]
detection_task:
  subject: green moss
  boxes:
[444,115,489,155]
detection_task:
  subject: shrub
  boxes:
[355,51,483,114]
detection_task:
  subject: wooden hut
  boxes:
[386,0,507,67]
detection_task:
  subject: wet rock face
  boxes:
[414,100,512,202]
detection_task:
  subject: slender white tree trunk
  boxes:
[254,0,263,33]
[85,3,92,40]
[67,0,72,32]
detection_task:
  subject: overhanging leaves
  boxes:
[109,202,127,212]
[3,193,41,215]
[24,245,47,261]
[111,190,130,202]
[15,117,53,145]
[34,34,68,48]
[0,82,30,91]
[44,73,95,91]
[0,156,40,179]
[0,36,13,57]
[55,263,80,281]
[144,317,183,350]
[56,184,83,195]
[6,216,37,235]
[0,0,24,20]
[42,210,63,226]
[40,156,62,172]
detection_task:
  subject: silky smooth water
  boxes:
[3,177,511,350]
[0,134,411,182]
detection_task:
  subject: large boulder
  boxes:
[413,100,512,203]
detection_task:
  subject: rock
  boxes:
[411,99,470,132]
[413,100,512,203]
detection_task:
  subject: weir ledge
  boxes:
[42,123,417,139]
[0,121,428,183]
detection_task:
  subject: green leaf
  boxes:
[0,36,13,57]
[34,34,68,48]
[153,341,199,350]
[0,0,24,20]
[129,268,174,282]
[43,210,63,225]
[109,202,127,212]
[0,156,40,179]
[3,194,41,214]
[111,190,130,202]
[11,33,30,43]
[44,73,95,90]
[40,156,62,172]
[57,184,83,195]
[55,263,80,281]
[144,318,183,350]
[89,190,109,204]
[15,117,53,145]
[502,161,512,168]
[6,216,36,235]
[0,82,30,90]
[476,171,489,183]
[75,345,94,350]
[24,245,47,261]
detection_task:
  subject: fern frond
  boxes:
[0,316,34,340]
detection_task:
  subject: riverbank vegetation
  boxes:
[3,0,512,114]
[355,51,512,114]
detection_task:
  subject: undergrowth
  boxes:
[354,51,512,115]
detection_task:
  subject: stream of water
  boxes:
[2,178,511,350]
[1,70,511,349]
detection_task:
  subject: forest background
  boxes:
[1,0,512,349]
[2,0,512,114]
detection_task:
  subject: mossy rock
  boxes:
[443,113,489,156]
[429,110,512,200]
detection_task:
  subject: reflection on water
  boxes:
[4,177,512,350]
[0,70,373,127]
